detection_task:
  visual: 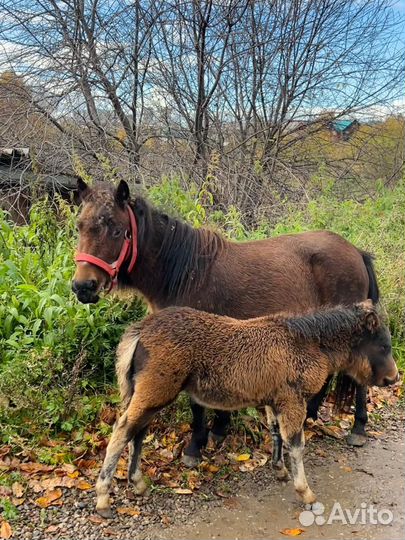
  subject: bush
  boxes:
[0,199,145,442]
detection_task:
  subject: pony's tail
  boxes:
[361,251,379,304]
[116,322,142,410]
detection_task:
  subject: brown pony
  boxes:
[95,301,398,517]
[72,179,380,466]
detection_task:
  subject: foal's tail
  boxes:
[116,322,142,409]
[361,251,379,304]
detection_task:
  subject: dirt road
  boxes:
[10,406,405,540]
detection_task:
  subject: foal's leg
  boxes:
[128,426,149,495]
[347,383,368,447]
[209,410,231,444]
[96,403,156,518]
[278,402,316,506]
[265,406,288,480]
[306,375,332,420]
[182,399,208,467]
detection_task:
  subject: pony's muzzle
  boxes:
[72,279,99,304]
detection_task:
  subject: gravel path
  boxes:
[8,404,405,540]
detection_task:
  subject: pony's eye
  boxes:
[112,228,122,238]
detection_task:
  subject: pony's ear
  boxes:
[75,176,90,204]
[365,311,380,333]
[115,180,130,207]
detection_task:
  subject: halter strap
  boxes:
[75,205,138,292]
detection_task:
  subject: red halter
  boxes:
[75,205,138,292]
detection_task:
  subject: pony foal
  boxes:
[96,300,398,517]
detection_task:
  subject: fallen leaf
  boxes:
[341,466,352,473]
[75,459,97,469]
[103,527,119,537]
[60,464,76,475]
[236,453,251,462]
[76,480,92,491]
[173,488,193,495]
[161,515,171,525]
[44,525,59,534]
[280,528,305,536]
[315,448,327,458]
[208,464,220,473]
[89,515,107,525]
[19,462,55,474]
[216,491,230,498]
[0,486,11,497]
[114,469,127,480]
[11,482,24,498]
[35,488,63,508]
[67,470,80,479]
[304,430,316,441]
[11,497,25,507]
[116,507,140,517]
[317,424,345,439]
[0,521,12,539]
[368,431,384,438]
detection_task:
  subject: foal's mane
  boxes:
[285,305,365,344]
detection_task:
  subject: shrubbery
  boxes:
[0,199,144,443]
[0,177,403,447]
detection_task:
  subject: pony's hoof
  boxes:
[181,454,200,468]
[208,431,226,446]
[96,506,113,519]
[347,433,367,447]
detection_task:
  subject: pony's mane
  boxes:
[156,214,224,301]
[284,305,365,344]
[131,196,224,302]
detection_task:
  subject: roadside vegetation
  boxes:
[0,176,404,454]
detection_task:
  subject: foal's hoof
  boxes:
[347,433,367,447]
[181,454,200,468]
[130,478,148,496]
[96,506,113,519]
[208,431,226,447]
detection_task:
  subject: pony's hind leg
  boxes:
[128,426,148,495]
[278,401,316,506]
[209,410,231,444]
[265,406,288,480]
[96,403,157,518]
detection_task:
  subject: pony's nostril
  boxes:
[72,279,98,292]
[87,279,97,291]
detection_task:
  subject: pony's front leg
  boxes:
[278,402,316,506]
[347,383,368,447]
[265,406,289,480]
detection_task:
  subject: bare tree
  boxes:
[0,0,403,216]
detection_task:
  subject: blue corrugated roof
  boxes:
[331,120,356,132]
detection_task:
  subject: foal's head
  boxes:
[72,178,135,303]
[346,301,399,387]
